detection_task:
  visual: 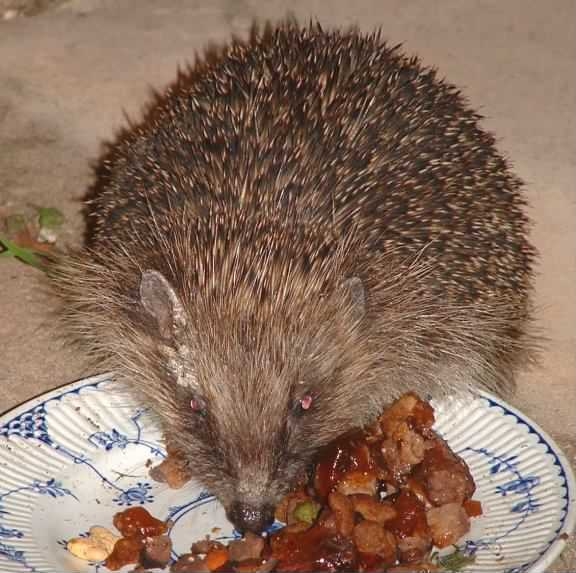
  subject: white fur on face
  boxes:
[162,343,196,388]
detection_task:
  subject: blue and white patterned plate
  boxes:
[0,374,574,573]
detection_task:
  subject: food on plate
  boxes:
[67,393,481,571]
[105,506,169,570]
[149,444,194,489]
[66,525,119,562]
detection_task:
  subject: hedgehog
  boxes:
[49,22,536,534]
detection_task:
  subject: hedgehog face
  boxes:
[138,268,371,533]
[164,346,372,534]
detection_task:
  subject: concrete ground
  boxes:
[0,0,574,570]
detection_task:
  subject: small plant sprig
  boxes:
[431,546,477,572]
[0,235,45,268]
[0,206,64,271]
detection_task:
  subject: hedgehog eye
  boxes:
[189,395,207,417]
[293,394,314,416]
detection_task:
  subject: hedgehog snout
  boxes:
[226,500,275,534]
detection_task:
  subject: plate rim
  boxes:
[1,374,574,573]
[469,391,576,572]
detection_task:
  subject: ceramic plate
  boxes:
[0,374,574,573]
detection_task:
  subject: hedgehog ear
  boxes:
[140,270,186,339]
[340,276,366,321]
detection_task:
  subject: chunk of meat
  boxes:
[335,470,378,496]
[380,431,425,480]
[427,468,473,506]
[314,431,374,499]
[204,547,230,570]
[271,524,357,572]
[378,408,427,481]
[426,503,470,548]
[357,552,392,573]
[228,532,265,563]
[399,429,426,467]
[405,477,432,508]
[141,535,172,569]
[226,557,280,573]
[349,495,397,525]
[113,507,167,539]
[282,521,313,534]
[396,536,432,564]
[315,508,338,533]
[387,491,432,563]
[378,393,435,436]
[107,507,169,571]
[234,558,278,572]
[352,521,397,562]
[328,491,355,537]
[255,558,279,573]
[170,553,210,572]
[387,491,428,539]
[416,438,475,506]
[190,539,226,555]
[149,448,193,489]
[104,537,143,571]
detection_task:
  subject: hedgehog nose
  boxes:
[227,501,275,534]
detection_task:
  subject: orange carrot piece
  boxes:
[463,499,483,517]
[205,547,230,571]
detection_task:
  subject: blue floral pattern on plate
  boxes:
[0,374,574,572]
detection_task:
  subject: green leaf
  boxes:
[0,235,44,269]
[38,207,64,230]
[292,500,321,524]
[437,546,476,572]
